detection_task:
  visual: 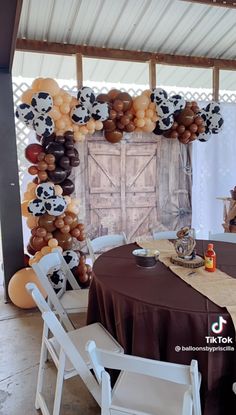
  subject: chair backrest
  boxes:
[152,230,177,240]
[86,340,201,415]
[26,283,101,405]
[86,232,127,264]
[208,232,236,243]
[32,250,80,329]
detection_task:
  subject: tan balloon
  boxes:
[133,95,149,111]
[53,95,63,106]
[21,89,35,105]
[39,78,60,97]
[31,78,43,91]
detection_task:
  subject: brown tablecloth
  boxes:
[87,240,236,415]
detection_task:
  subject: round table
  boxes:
[87,240,236,415]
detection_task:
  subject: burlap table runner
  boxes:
[138,239,236,330]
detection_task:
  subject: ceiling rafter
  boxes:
[180,0,236,9]
[16,38,236,70]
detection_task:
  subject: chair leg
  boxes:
[52,350,66,415]
[35,337,48,410]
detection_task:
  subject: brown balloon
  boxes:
[177,108,195,127]
[71,228,81,238]
[77,231,85,241]
[177,125,185,134]
[195,116,204,126]
[113,99,124,112]
[66,212,78,230]
[124,122,135,133]
[27,244,36,256]
[54,218,65,228]
[120,115,130,126]
[116,92,132,111]
[170,131,178,139]
[109,109,117,120]
[37,161,48,171]
[53,230,73,250]
[64,214,73,226]
[107,89,120,101]
[116,111,124,119]
[105,130,123,143]
[189,123,198,133]
[44,232,53,242]
[116,122,125,130]
[103,119,116,132]
[35,227,47,238]
[96,93,110,103]
[197,125,205,134]
[60,225,70,234]
[38,213,56,232]
[125,110,134,120]
[30,236,47,251]
[38,171,48,182]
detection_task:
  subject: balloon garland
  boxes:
[16,78,224,145]
[14,79,225,299]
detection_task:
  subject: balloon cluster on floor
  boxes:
[21,130,92,291]
[16,78,224,145]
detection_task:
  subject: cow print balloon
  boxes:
[156,99,174,119]
[15,103,35,126]
[206,112,224,134]
[150,88,168,104]
[63,250,80,269]
[71,104,91,125]
[47,269,65,292]
[158,114,174,131]
[169,95,186,113]
[91,102,109,121]
[77,87,96,106]
[44,196,67,216]
[36,182,55,200]
[204,102,221,115]
[33,115,54,137]
[28,198,46,216]
[31,92,53,114]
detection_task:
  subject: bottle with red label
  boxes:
[204,243,216,272]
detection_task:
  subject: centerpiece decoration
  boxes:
[170,227,204,268]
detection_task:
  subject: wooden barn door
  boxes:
[86,136,159,241]
[85,135,191,241]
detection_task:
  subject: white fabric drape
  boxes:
[192,103,236,239]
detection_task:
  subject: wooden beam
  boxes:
[0,0,23,70]
[16,38,236,70]
[180,0,236,9]
[0,71,24,300]
[76,53,83,89]
[149,60,156,90]
[213,67,220,101]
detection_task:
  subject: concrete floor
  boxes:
[0,284,100,415]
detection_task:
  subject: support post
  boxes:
[0,71,24,300]
[213,66,220,101]
[76,53,83,89]
[149,59,156,90]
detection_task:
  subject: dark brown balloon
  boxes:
[27,244,36,256]
[47,167,67,184]
[53,230,73,250]
[64,131,74,140]
[103,119,116,132]
[116,110,124,119]
[116,92,132,111]
[177,108,195,127]
[55,135,65,144]
[60,178,75,196]
[116,122,125,130]
[38,213,56,232]
[70,157,80,167]
[105,130,123,143]
[59,156,70,170]
[45,142,65,161]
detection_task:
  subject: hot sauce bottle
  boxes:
[204,243,216,272]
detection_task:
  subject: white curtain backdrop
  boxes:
[192,103,236,239]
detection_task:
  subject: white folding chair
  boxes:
[86,232,127,264]
[208,231,236,243]
[152,230,177,240]
[32,250,88,330]
[86,340,202,415]
[26,283,124,415]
